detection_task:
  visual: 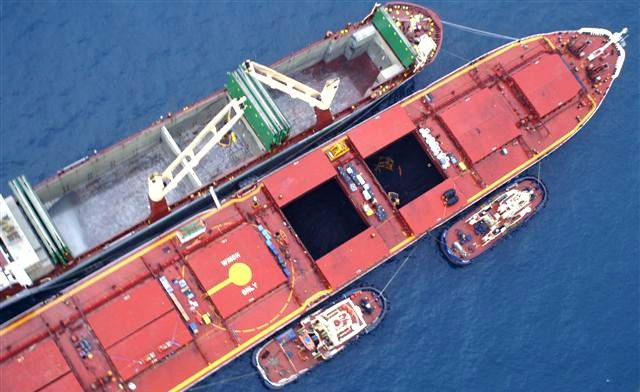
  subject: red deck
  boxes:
[87,278,173,348]
[348,105,417,158]
[108,311,192,379]
[187,224,288,318]
[0,29,624,392]
[263,149,337,208]
[0,339,71,391]
[316,227,390,288]
[440,87,521,163]
[512,54,582,117]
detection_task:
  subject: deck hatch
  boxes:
[282,179,367,260]
[86,278,173,348]
[0,338,71,392]
[365,133,445,208]
[511,53,582,118]
[439,87,520,163]
[187,224,287,319]
[372,7,416,68]
[107,311,192,380]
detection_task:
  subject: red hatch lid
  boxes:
[0,338,70,392]
[87,278,173,348]
[107,311,192,380]
[315,227,389,289]
[264,148,336,208]
[348,105,416,158]
[39,373,83,392]
[187,224,287,319]
[400,177,467,234]
[512,53,582,118]
[440,87,520,163]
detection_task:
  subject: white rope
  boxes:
[442,48,470,62]
[381,246,417,294]
[442,20,518,41]
[188,370,258,390]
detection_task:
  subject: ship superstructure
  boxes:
[467,184,538,245]
[0,26,626,392]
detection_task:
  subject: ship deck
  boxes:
[46,99,263,256]
[0,29,623,392]
[273,53,381,136]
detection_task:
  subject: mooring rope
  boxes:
[189,370,258,390]
[442,20,518,41]
[441,48,470,62]
[381,246,418,294]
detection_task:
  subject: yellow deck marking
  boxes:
[388,235,415,254]
[401,36,544,107]
[467,97,597,204]
[235,259,296,334]
[169,289,332,392]
[543,36,557,51]
[206,263,252,296]
[1,185,264,336]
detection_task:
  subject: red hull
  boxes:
[254,287,387,388]
[0,28,625,392]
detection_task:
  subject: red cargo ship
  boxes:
[0,26,626,392]
[440,177,547,265]
[254,287,387,388]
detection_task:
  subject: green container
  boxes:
[226,67,291,151]
[227,72,280,151]
[372,7,416,68]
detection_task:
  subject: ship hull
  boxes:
[0,26,626,392]
[253,287,387,389]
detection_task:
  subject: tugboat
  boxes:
[253,287,387,388]
[440,177,547,266]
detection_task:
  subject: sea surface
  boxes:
[1,1,638,391]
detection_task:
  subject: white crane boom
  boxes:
[147,60,340,206]
[243,60,340,111]
[148,97,246,203]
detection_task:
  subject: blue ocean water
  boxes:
[1,1,638,391]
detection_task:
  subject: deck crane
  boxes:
[146,62,341,221]
[243,60,340,127]
[147,97,246,221]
